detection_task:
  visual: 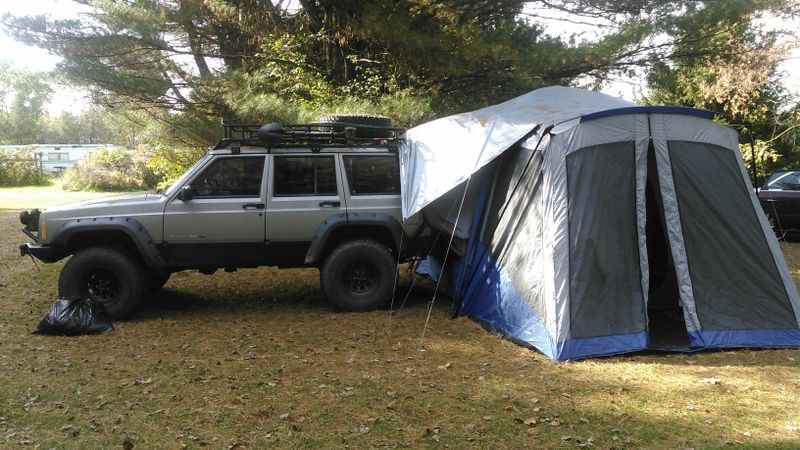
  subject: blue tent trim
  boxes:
[580,106,713,122]
[451,237,800,360]
[688,328,800,348]
[454,239,652,361]
[557,332,648,361]
[455,240,556,360]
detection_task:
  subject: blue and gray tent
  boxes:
[400,86,800,361]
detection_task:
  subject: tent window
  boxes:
[668,141,796,330]
[566,141,646,339]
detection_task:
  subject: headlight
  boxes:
[19,209,40,232]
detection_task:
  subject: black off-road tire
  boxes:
[321,240,396,312]
[313,114,393,138]
[58,246,147,320]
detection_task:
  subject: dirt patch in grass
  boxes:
[2,210,800,448]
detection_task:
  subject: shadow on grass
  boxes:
[132,279,444,322]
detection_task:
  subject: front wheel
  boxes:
[321,240,396,312]
[58,246,146,320]
[147,272,171,291]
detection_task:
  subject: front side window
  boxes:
[189,156,265,197]
[273,156,337,196]
[343,155,400,195]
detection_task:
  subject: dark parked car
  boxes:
[758,170,800,233]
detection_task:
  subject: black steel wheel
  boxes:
[80,269,122,303]
[321,240,396,312]
[342,260,378,294]
[59,246,146,320]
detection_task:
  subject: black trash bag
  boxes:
[33,297,114,336]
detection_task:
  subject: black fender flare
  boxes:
[51,217,166,268]
[304,212,403,265]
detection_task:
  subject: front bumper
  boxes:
[20,243,66,263]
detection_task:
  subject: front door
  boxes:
[162,155,267,267]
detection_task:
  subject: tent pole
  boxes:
[745,121,759,188]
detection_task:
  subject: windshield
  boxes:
[162,153,213,196]
[763,171,800,190]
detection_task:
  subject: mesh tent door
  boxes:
[651,114,800,348]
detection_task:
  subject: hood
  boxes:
[41,191,166,220]
[44,192,158,212]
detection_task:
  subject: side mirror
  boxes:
[179,185,194,201]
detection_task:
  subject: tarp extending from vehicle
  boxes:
[400,86,800,361]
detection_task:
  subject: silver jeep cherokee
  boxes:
[19,116,429,319]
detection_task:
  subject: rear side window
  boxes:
[273,156,337,196]
[343,155,400,195]
[189,156,265,197]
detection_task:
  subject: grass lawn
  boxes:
[0,183,126,211]
[1,187,799,448]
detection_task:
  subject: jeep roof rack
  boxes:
[215,121,405,152]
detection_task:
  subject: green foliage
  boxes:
[39,106,140,146]
[0,63,52,144]
[146,145,206,189]
[61,146,159,191]
[2,0,798,155]
[642,0,797,178]
[0,148,47,186]
[740,139,782,181]
[61,145,208,192]
[0,0,718,144]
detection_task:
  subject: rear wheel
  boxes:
[58,246,146,320]
[321,240,396,312]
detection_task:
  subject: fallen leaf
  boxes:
[134,378,152,385]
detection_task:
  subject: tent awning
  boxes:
[399,86,636,219]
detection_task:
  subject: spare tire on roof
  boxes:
[313,114,393,138]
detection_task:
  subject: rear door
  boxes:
[265,153,346,265]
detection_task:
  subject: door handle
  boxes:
[319,201,341,208]
[242,203,265,209]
